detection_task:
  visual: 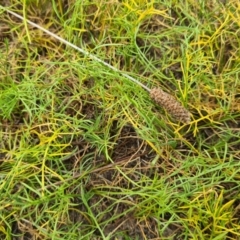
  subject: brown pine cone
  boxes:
[150,87,191,123]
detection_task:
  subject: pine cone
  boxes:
[150,87,191,123]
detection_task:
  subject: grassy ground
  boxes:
[0,0,240,239]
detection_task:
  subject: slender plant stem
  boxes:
[1,7,151,92]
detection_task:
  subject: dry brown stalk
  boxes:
[1,7,191,124]
[150,87,191,123]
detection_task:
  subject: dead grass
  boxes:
[0,0,240,239]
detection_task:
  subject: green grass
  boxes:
[0,0,240,239]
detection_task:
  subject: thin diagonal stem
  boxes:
[1,7,150,92]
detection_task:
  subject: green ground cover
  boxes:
[0,0,240,239]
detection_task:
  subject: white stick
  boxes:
[1,7,150,92]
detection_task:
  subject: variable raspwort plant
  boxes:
[0,7,191,124]
[2,1,240,239]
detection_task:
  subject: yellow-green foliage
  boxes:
[0,0,240,239]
